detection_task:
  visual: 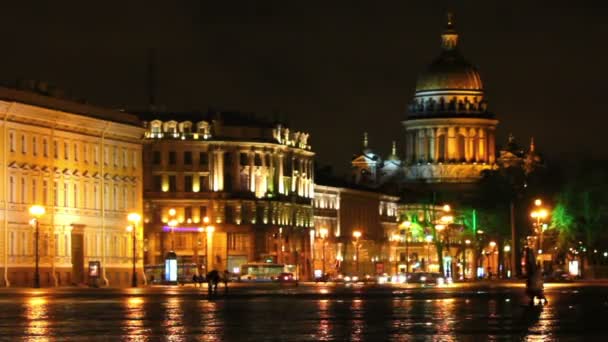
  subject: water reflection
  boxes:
[199,300,221,341]
[123,296,147,341]
[349,299,364,341]
[163,297,185,341]
[316,299,332,341]
[433,298,456,341]
[25,296,49,342]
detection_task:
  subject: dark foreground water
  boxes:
[0,284,607,341]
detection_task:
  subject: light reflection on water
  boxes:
[2,287,606,340]
[163,297,185,342]
[25,296,50,342]
[123,296,147,341]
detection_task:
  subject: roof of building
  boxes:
[0,85,142,126]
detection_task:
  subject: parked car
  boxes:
[278,272,297,283]
[407,272,445,286]
[544,270,573,282]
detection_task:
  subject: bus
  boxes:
[239,263,294,282]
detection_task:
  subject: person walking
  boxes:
[207,270,220,295]
[525,247,548,306]
[192,274,198,287]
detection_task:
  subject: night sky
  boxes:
[1,1,606,175]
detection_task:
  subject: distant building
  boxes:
[140,112,316,281]
[0,86,144,287]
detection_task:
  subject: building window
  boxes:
[64,141,69,160]
[200,152,208,166]
[168,175,176,192]
[73,184,78,208]
[74,143,78,161]
[153,151,161,165]
[104,184,110,210]
[132,150,138,168]
[123,186,128,210]
[254,154,262,166]
[184,175,193,192]
[169,151,176,165]
[21,177,26,204]
[240,153,248,166]
[113,185,119,210]
[83,183,88,209]
[113,147,119,166]
[184,151,192,165]
[94,145,100,164]
[199,206,207,219]
[21,134,26,154]
[9,132,15,152]
[153,175,162,192]
[32,136,38,156]
[200,175,209,191]
[94,184,100,209]
[54,181,59,206]
[84,144,88,163]
[122,149,128,168]
[224,153,232,169]
[9,176,15,203]
[104,146,109,165]
[185,206,192,221]
[64,183,69,207]
[225,205,235,224]
[43,138,48,157]
[54,140,59,159]
[8,231,15,256]
[32,179,37,203]
[42,180,48,205]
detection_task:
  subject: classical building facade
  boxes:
[312,184,399,277]
[141,112,315,281]
[0,86,145,287]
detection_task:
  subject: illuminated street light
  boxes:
[443,204,451,212]
[29,205,45,288]
[127,212,141,287]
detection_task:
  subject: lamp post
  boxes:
[353,230,362,274]
[127,212,141,287]
[531,199,549,272]
[489,241,497,278]
[464,239,471,280]
[29,205,45,288]
[504,244,511,278]
[319,227,329,278]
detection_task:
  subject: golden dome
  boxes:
[415,13,483,93]
[415,51,483,92]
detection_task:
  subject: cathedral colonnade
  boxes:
[404,118,497,164]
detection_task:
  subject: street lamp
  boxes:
[353,230,362,274]
[464,239,471,279]
[425,234,433,271]
[127,212,141,287]
[488,241,497,278]
[504,244,511,278]
[29,205,45,288]
[531,201,549,255]
[319,227,329,278]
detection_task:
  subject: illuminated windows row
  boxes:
[8,130,138,168]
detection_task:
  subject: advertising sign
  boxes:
[88,261,101,278]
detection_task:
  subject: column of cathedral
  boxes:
[406,126,495,164]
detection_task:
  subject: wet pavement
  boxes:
[0,283,607,341]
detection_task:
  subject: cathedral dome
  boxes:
[415,51,483,92]
[415,13,483,93]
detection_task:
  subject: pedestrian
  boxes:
[525,247,548,306]
[192,274,198,287]
[207,270,220,295]
[198,274,205,288]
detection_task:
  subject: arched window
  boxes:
[437,135,446,162]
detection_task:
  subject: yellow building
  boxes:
[0,86,144,287]
[141,112,315,281]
